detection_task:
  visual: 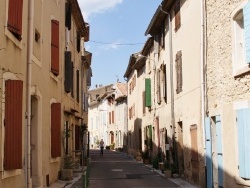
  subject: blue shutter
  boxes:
[205,117,213,188]
[216,116,223,187]
[244,2,250,63]
[237,108,250,179]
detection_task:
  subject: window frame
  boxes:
[231,1,250,76]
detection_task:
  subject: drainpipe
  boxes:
[160,6,177,168]
[201,0,206,163]
[26,0,34,188]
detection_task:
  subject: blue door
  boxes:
[216,115,223,187]
[205,117,213,188]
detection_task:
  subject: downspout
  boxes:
[160,6,177,168]
[201,0,206,160]
[26,0,34,187]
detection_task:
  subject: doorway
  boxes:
[177,121,184,176]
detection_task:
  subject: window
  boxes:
[174,0,181,31]
[75,125,80,150]
[162,64,167,102]
[236,108,250,179]
[8,0,23,40]
[232,2,250,75]
[71,62,74,98]
[51,20,60,76]
[175,51,182,94]
[77,31,81,53]
[51,103,61,158]
[112,111,114,124]
[4,80,23,170]
[145,79,151,107]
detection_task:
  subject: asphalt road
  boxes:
[88,149,180,188]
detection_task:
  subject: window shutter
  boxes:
[71,62,74,97]
[157,69,161,104]
[77,31,81,53]
[4,80,23,170]
[75,125,80,150]
[154,35,159,54]
[174,0,181,31]
[244,3,250,63]
[112,111,114,123]
[51,103,61,158]
[190,125,198,161]
[176,51,182,94]
[237,108,250,179]
[142,91,145,114]
[51,20,60,76]
[163,64,167,102]
[145,79,151,107]
[76,70,80,102]
[64,51,71,93]
[65,2,72,30]
[109,112,111,124]
[8,0,23,40]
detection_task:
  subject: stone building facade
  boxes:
[205,0,250,187]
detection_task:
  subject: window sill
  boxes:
[1,169,22,179]
[235,176,250,187]
[5,29,23,49]
[50,157,60,163]
[233,65,250,77]
[50,72,59,82]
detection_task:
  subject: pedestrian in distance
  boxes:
[100,139,104,156]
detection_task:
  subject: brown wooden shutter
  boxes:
[77,31,81,53]
[51,20,59,76]
[174,0,181,31]
[109,112,111,124]
[65,51,71,93]
[65,2,72,30]
[51,103,61,158]
[176,51,182,94]
[75,125,80,150]
[76,70,79,102]
[112,111,114,123]
[8,0,23,40]
[142,91,145,114]
[190,125,198,161]
[4,80,23,170]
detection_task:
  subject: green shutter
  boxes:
[145,79,151,107]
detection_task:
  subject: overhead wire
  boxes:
[89,40,144,46]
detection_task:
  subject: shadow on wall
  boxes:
[121,125,246,188]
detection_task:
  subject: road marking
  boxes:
[112,169,123,171]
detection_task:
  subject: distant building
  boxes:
[88,83,127,151]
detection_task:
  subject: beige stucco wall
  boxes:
[206,0,250,187]
[0,0,28,187]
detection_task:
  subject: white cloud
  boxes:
[79,0,123,21]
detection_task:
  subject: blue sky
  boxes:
[80,1,162,89]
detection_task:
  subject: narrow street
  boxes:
[89,149,181,188]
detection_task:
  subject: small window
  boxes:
[232,2,250,75]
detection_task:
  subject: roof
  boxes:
[116,82,127,96]
[88,84,114,105]
[82,50,92,68]
[123,52,139,78]
[145,0,175,36]
[69,0,89,39]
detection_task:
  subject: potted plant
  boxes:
[163,160,172,178]
[142,150,150,164]
[61,154,75,181]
